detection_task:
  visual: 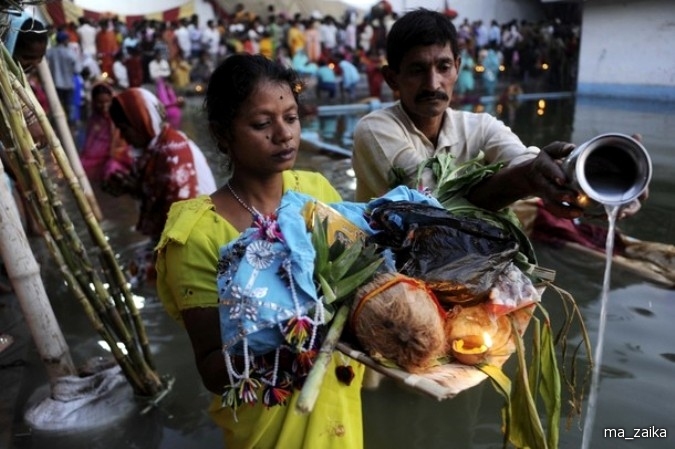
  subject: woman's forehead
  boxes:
[241,82,296,113]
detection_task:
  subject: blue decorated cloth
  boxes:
[217,186,440,356]
[217,191,321,356]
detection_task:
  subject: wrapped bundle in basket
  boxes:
[350,272,447,373]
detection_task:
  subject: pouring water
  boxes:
[580,204,619,449]
[568,134,652,448]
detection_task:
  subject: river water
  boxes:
[8,93,675,449]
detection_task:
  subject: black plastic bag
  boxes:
[367,201,519,305]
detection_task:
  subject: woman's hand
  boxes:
[101,170,138,197]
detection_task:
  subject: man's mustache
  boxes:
[415,91,449,102]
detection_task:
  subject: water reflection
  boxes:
[24,410,163,449]
[10,95,675,449]
[302,112,360,149]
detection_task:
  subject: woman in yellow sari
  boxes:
[155,53,365,449]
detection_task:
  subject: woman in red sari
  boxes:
[107,87,216,243]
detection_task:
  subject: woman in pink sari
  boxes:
[155,77,183,129]
[80,82,131,181]
[150,49,184,129]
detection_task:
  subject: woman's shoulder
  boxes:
[284,170,341,202]
[288,169,330,185]
[157,195,218,247]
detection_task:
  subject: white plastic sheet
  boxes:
[73,0,192,15]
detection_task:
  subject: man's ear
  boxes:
[382,65,398,91]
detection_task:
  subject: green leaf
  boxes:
[528,317,542,398]
[507,315,548,449]
[327,238,347,261]
[479,364,512,396]
[317,274,337,305]
[479,364,513,448]
[345,242,381,274]
[328,238,364,282]
[540,317,562,449]
[311,215,329,276]
[333,258,383,301]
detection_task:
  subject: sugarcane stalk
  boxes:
[15,69,156,372]
[36,58,103,220]
[19,100,162,393]
[40,229,150,393]
[296,302,351,414]
[0,61,52,234]
[0,44,163,395]
[10,53,156,369]
[0,54,147,389]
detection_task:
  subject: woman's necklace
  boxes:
[226,182,261,218]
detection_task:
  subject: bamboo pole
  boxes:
[0,42,165,397]
[0,150,77,384]
[36,59,103,221]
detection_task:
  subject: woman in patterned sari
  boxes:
[107,87,216,243]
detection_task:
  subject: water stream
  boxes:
[581,204,620,449]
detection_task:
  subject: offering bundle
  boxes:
[215,179,590,448]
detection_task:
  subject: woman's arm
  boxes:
[156,212,231,395]
[182,307,228,394]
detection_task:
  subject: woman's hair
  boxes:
[91,83,114,100]
[13,18,48,53]
[204,53,303,152]
[385,8,459,72]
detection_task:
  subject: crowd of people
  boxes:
[39,2,581,117]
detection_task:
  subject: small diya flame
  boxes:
[451,332,492,366]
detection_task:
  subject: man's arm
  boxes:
[467,141,584,219]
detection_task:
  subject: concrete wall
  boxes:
[577,0,675,101]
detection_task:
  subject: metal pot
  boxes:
[562,133,652,207]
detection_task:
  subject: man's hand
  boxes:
[618,133,649,219]
[526,141,584,219]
